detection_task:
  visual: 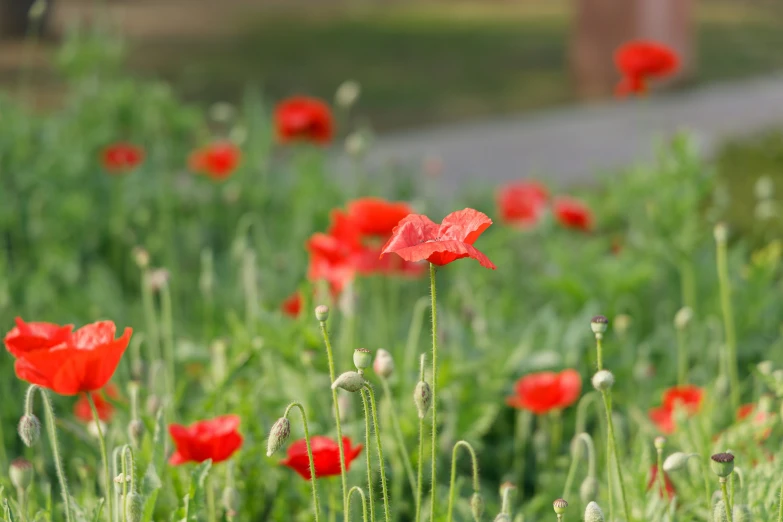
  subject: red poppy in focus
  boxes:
[11,321,132,396]
[4,317,73,357]
[73,384,119,423]
[102,143,144,174]
[169,415,243,465]
[648,385,703,434]
[189,142,241,181]
[345,197,413,238]
[614,40,680,97]
[282,291,303,318]
[506,369,582,415]
[553,197,593,232]
[275,96,334,145]
[497,181,549,228]
[647,464,676,499]
[281,436,363,480]
[380,208,496,269]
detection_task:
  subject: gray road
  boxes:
[365,74,783,196]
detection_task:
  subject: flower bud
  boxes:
[9,458,33,490]
[710,452,735,478]
[332,371,366,393]
[353,348,372,373]
[414,381,432,419]
[493,515,510,522]
[335,80,361,108]
[128,420,145,447]
[125,492,144,522]
[584,502,605,522]
[654,436,666,450]
[579,477,599,504]
[552,498,568,515]
[590,315,608,334]
[714,500,729,522]
[733,504,752,522]
[18,415,41,447]
[315,305,329,322]
[714,223,728,243]
[591,370,614,391]
[373,349,394,379]
[146,395,162,417]
[470,492,484,522]
[266,417,291,457]
[674,307,694,330]
[222,487,241,517]
[663,452,695,472]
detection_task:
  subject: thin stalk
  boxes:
[242,249,259,335]
[415,354,426,522]
[676,326,688,386]
[140,269,161,367]
[777,481,783,522]
[347,486,368,522]
[720,478,732,522]
[679,259,697,312]
[364,385,391,522]
[446,441,480,522]
[380,377,417,494]
[562,433,595,500]
[207,474,217,522]
[404,297,430,388]
[284,402,322,521]
[429,262,439,522]
[160,281,176,403]
[88,395,114,522]
[715,233,740,410]
[595,334,604,371]
[513,410,532,493]
[360,391,376,522]
[15,487,26,522]
[657,448,666,502]
[550,409,563,458]
[121,447,129,522]
[700,462,712,513]
[600,390,630,522]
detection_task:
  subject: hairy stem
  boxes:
[284,402,322,521]
[415,354,426,522]
[380,378,417,495]
[360,391,376,522]
[347,487,368,522]
[446,441,480,522]
[562,433,595,500]
[88,394,114,522]
[720,479,732,522]
[600,390,630,522]
[716,234,740,410]
[364,385,391,522]
[36,387,74,522]
[429,262,439,522]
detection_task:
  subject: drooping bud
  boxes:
[266,418,291,457]
[128,420,145,447]
[713,500,729,522]
[654,436,666,451]
[414,381,432,419]
[663,452,696,473]
[710,452,735,478]
[9,458,33,490]
[222,487,241,517]
[332,371,366,393]
[674,307,694,330]
[590,315,608,335]
[579,477,599,504]
[125,492,144,522]
[315,305,330,322]
[470,492,484,522]
[353,348,372,373]
[733,504,752,522]
[552,498,568,515]
[18,415,41,447]
[584,502,605,522]
[373,349,394,379]
[591,370,614,391]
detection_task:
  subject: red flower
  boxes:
[189,142,241,180]
[102,143,144,174]
[614,40,680,97]
[497,181,549,228]
[281,436,363,480]
[169,415,243,465]
[4,317,73,358]
[647,464,676,499]
[345,198,414,238]
[648,385,703,434]
[380,208,496,268]
[506,370,582,415]
[275,96,334,145]
[553,197,593,232]
[306,213,362,295]
[282,291,303,318]
[11,321,132,396]
[74,384,119,423]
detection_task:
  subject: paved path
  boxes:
[366,74,783,196]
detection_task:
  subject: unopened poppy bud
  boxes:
[674,307,693,330]
[470,492,484,522]
[132,247,150,269]
[663,452,696,472]
[373,349,394,379]
[114,473,130,484]
[710,452,735,478]
[584,502,605,522]
[353,348,372,373]
[714,500,729,522]
[591,370,614,391]
[733,504,752,522]
[125,492,143,522]
[332,371,366,393]
[414,381,432,419]
[9,458,33,490]
[315,305,329,322]
[493,514,510,522]
[714,223,728,243]
[590,315,608,335]
[654,436,666,450]
[579,477,599,504]
[266,418,291,457]
[222,486,241,517]
[18,415,41,447]
[552,498,568,515]
[335,80,361,108]
[128,420,145,446]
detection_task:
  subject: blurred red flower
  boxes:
[282,291,303,318]
[553,197,593,232]
[102,143,144,174]
[381,208,496,268]
[9,321,132,396]
[506,369,582,415]
[736,403,773,441]
[345,197,413,238]
[74,384,119,423]
[4,317,73,357]
[497,181,549,228]
[275,96,334,144]
[647,464,676,499]
[614,40,679,97]
[169,414,243,465]
[648,385,703,434]
[281,436,363,480]
[189,142,241,180]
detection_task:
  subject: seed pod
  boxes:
[9,458,33,490]
[591,370,614,391]
[353,348,372,373]
[590,315,608,334]
[266,417,291,457]
[470,492,484,522]
[713,500,729,522]
[584,502,605,522]
[125,492,144,522]
[710,452,735,478]
[373,349,394,379]
[414,381,432,419]
[18,415,41,447]
[331,371,366,393]
[579,477,599,504]
[552,498,568,515]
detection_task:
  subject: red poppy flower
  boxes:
[306,214,362,295]
[647,464,676,499]
[102,143,144,174]
[380,208,496,269]
[345,198,414,238]
[614,40,680,97]
[4,317,74,358]
[11,321,131,396]
[648,385,703,434]
[73,384,119,423]
[275,96,334,145]
[188,142,241,181]
[497,181,549,228]
[505,369,582,415]
[553,197,593,232]
[281,436,363,480]
[282,291,303,318]
[169,414,243,465]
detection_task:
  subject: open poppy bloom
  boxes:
[380,208,496,269]
[345,197,414,238]
[73,384,119,423]
[553,197,593,232]
[10,321,132,396]
[648,385,703,434]
[281,291,303,318]
[614,40,680,97]
[275,96,334,144]
[497,181,549,228]
[647,464,676,499]
[102,142,144,174]
[188,142,241,181]
[506,369,582,415]
[169,414,243,465]
[4,317,74,357]
[281,436,363,480]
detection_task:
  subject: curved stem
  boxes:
[720,479,732,522]
[35,387,74,522]
[364,385,391,522]
[676,327,688,386]
[360,391,376,522]
[561,433,595,500]
[716,235,740,410]
[429,262,439,522]
[284,402,322,522]
[88,394,114,522]
[600,390,630,522]
[415,354,426,522]
[347,487,368,522]
[380,378,417,495]
[573,393,600,446]
[777,481,782,522]
[446,441,480,522]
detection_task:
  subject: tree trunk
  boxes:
[0,0,52,40]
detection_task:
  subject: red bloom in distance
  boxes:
[497,181,549,228]
[73,384,119,423]
[345,197,414,238]
[647,464,676,499]
[189,142,241,181]
[648,385,703,434]
[281,436,363,480]
[275,96,334,145]
[380,209,496,268]
[506,370,582,415]
[12,321,132,396]
[282,291,303,318]
[736,403,773,441]
[102,143,144,174]
[169,415,243,465]
[614,40,679,97]
[553,197,593,232]
[4,317,73,357]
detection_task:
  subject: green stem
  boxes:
[360,391,376,522]
[777,481,782,522]
[574,392,599,441]
[700,463,712,514]
[16,488,26,522]
[429,263,439,522]
[656,449,666,501]
[562,433,595,500]
[364,385,391,522]
[284,402,322,522]
[121,447,129,522]
[716,234,740,410]
[347,487,368,522]
[380,378,417,495]
[140,269,161,367]
[242,249,259,335]
[160,281,176,405]
[676,326,688,386]
[550,410,563,458]
[446,441,480,522]
[720,479,732,522]
[207,474,216,522]
[415,355,426,522]
[404,297,430,389]
[600,390,630,522]
[595,334,604,371]
[88,394,114,522]
[679,259,697,312]
[513,410,531,493]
